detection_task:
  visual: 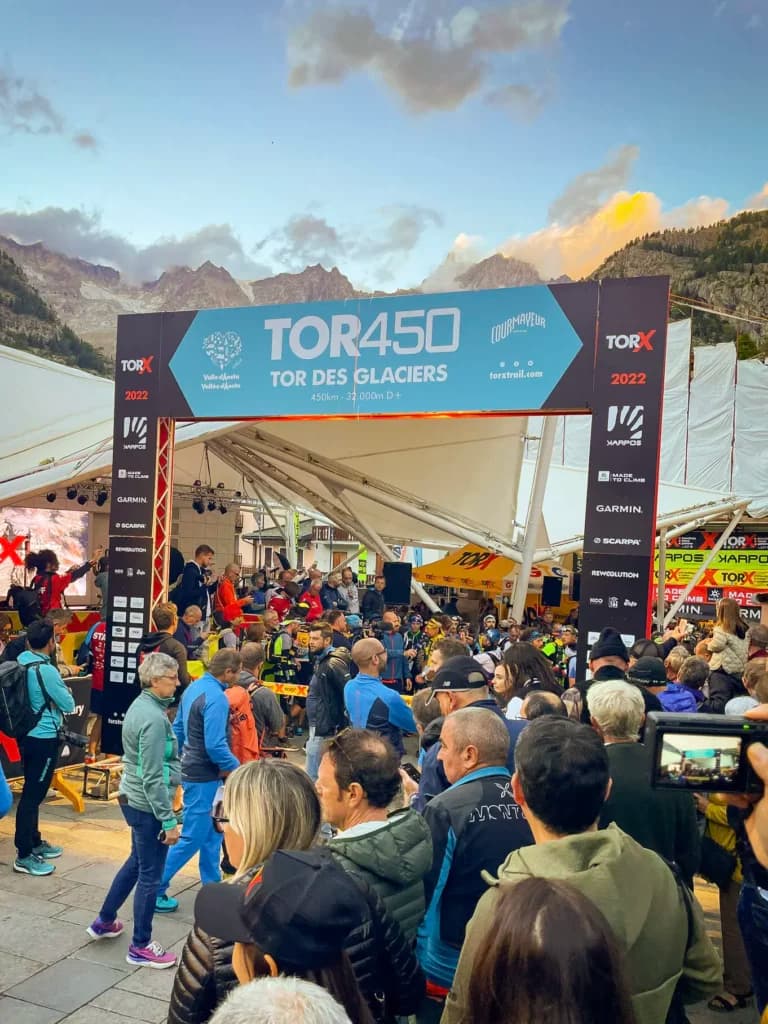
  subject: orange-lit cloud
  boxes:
[744,182,768,211]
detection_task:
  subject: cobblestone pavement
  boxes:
[0,770,760,1023]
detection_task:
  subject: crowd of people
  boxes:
[2,547,768,1023]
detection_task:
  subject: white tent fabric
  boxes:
[733,359,768,512]
[685,343,737,494]
[659,319,692,484]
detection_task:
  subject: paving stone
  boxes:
[0,870,81,901]
[0,911,90,963]
[60,861,126,888]
[115,967,176,1003]
[45,882,111,912]
[71,935,137,972]
[91,987,169,1022]
[59,1007,152,1024]
[0,889,71,919]
[0,997,65,1023]
[0,952,45,993]
[55,905,130,928]
[6,960,126,1012]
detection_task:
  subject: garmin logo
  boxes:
[595,504,643,514]
[116,496,148,504]
[490,311,546,344]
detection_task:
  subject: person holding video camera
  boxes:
[13,619,76,876]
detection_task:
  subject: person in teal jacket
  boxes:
[85,651,182,969]
[14,619,75,876]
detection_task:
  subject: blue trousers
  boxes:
[159,779,222,895]
[305,728,327,782]
[737,884,768,1014]
[100,803,168,947]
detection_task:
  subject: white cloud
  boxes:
[744,182,768,211]
[548,144,639,225]
[0,68,97,147]
[0,207,269,282]
[287,0,570,115]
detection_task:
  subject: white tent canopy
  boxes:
[0,339,759,561]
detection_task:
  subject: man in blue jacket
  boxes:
[417,706,532,1016]
[14,619,76,876]
[345,638,416,757]
[414,656,527,812]
[155,648,240,912]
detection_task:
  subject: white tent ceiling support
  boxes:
[240,476,289,545]
[511,416,557,624]
[507,416,528,541]
[238,429,523,561]
[209,443,361,541]
[657,527,667,629]
[663,506,746,628]
[285,505,298,569]
[240,426,521,558]
[533,497,751,564]
[328,483,440,614]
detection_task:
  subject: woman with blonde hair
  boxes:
[703,598,750,714]
[169,760,321,1024]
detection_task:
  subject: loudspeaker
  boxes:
[541,576,563,608]
[570,573,581,602]
[383,562,412,606]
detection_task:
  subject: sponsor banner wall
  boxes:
[578,277,669,673]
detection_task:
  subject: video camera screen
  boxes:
[657,732,742,789]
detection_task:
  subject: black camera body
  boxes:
[58,728,89,749]
[646,712,767,794]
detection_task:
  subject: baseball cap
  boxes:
[528,629,544,640]
[194,850,364,970]
[408,613,423,625]
[427,655,491,703]
[345,614,361,628]
[626,656,666,685]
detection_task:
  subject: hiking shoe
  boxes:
[154,894,178,913]
[87,917,124,940]
[126,941,177,969]
[13,854,55,876]
[33,841,63,859]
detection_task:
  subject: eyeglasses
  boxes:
[211,800,229,834]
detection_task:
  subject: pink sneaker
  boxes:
[87,917,124,940]
[126,941,177,969]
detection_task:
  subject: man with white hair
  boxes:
[209,977,351,1024]
[587,679,699,884]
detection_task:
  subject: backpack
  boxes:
[0,660,53,738]
[10,584,43,627]
[76,622,100,667]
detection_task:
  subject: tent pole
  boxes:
[656,527,667,632]
[511,417,556,624]
[508,416,528,543]
[285,506,298,569]
[238,427,521,559]
[662,507,745,628]
[328,484,440,613]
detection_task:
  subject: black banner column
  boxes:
[102,313,164,753]
[577,276,670,676]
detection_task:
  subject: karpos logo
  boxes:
[120,356,154,374]
[606,405,644,447]
[606,330,656,353]
[122,416,148,451]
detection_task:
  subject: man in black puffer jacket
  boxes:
[305,622,351,782]
[172,848,424,1024]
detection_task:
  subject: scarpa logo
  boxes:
[203,331,242,370]
[490,312,546,344]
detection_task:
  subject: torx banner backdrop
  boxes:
[103,277,669,750]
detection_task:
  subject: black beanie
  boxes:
[590,627,629,663]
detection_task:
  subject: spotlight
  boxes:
[234,491,242,499]
[218,503,227,515]
[95,489,108,507]
[216,482,225,490]
[46,492,56,503]
[66,486,77,500]
[207,500,216,512]
[77,493,88,506]
[193,479,202,487]
[192,498,205,514]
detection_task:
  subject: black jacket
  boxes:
[598,741,700,886]
[700,668,747,715]
[320,583,348,612]
[170,561,216,616]
[168,868,424,1024]
[361,588,385,622]
[307,646,351,737]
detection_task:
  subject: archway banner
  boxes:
[102,277,669,751]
